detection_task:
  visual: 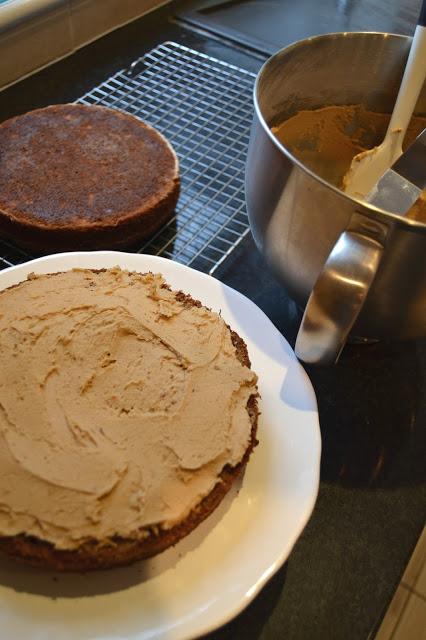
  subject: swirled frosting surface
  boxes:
[0,268,257,549]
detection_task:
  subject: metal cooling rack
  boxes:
[0,42,256,275]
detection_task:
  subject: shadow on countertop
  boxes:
[307,337,426,489]
[203,564,287,640]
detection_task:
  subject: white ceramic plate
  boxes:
[0,251,321,640]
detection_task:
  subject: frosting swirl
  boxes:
[0,268,257,549]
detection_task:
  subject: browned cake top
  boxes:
[0,104,179,228]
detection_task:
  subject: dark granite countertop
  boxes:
[0,1,425,638]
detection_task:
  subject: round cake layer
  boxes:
[0,268,258,570]
[0,104,179,251]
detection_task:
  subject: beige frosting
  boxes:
[272,105,426,221]
[0,268,257,549]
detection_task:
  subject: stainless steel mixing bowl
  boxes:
[245,32,426,364]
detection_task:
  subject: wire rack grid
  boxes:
[0,41,257,274]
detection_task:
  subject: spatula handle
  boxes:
[386,1,426,152]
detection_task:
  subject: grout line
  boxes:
[401,580,426,600]
[412,590,426,602]
[389,588,419,640]
[374,585,410,640]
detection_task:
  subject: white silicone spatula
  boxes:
[344,0,426,199]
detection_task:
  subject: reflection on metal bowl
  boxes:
[246,32,426,365]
